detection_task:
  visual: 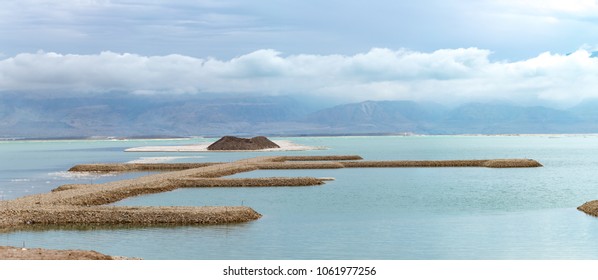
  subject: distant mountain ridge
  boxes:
[304,100,446,134]
[438,103,582,134]
[2,93,598,138]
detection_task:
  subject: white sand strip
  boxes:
[124,140,326,152]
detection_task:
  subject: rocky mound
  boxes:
[207,136,280,151]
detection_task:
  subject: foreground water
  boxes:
[2,135,598,259]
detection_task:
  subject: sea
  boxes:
[2,135,598,260]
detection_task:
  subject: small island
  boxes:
[207,136,280,151]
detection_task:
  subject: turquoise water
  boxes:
[2,136,598,259]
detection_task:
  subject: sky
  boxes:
[2,0,598,107]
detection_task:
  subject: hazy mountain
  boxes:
[2,94,598,138]
[437,103,582,134]
[568,99,598,121]
[304,100,446,134]
[0,94,320,138]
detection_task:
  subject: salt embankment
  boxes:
[69,156,542,172]
[340,159,543,168]
[1,155,543,232]
[68,162,221,172]
[0,159,276,230]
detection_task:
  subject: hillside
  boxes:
[2,93,598,138]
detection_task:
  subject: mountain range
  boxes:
[2,93,598,138]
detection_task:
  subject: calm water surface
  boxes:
[2,136,598,259]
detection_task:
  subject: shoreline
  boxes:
[8,133,598,143]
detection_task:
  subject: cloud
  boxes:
[0,0,271,57]
[1,48,597,106]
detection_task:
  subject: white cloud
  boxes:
[1,48,597,106]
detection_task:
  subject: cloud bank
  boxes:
[1,48,597,106]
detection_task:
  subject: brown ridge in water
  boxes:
[69,157,542,172]
[172,177,327,188]
[68,162,221,172]
[340,159,543,168]
[280,155,363,161]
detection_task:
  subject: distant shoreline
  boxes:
[5,133,598,142]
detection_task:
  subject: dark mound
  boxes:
[207,136,280,151]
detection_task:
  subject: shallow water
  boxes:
[2,135,598,259]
